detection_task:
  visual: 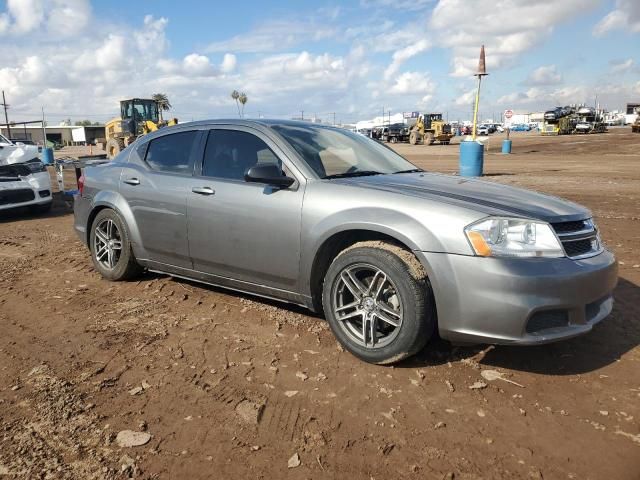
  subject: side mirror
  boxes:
[245,164,295,188]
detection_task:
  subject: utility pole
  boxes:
[1,91,10,139]
[301,110,304,120]
[332,112,336,126]
[41,107,47,146]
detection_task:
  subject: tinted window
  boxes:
[145,130,198,174]
[202,130,281,180]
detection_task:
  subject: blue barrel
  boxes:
[502,139,512,154]
[459,141,484,177]
[41,147,54,165]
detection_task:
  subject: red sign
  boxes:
[504,109,514,119]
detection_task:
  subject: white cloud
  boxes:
[526,65,562,86]
[0,0,89,36]
[384,39,431,79]
[455,88,476,106]
[360,0,434,11]
[134,15,168,58]
[429,0,599,77]
[48,0,90,36]
[388,71,435,95]
[183,53,214,76]
[609,58,634,73]
[7,0,44,33]
[220,53,237,73]
[594,0,640,36]
[206,19,336,53]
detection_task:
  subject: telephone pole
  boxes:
[331,112,336,126]
[1,91,10,139]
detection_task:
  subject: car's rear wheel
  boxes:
[322,242,435,364]
[90,209,142,281]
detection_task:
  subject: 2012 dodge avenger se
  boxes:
[73,120,617,364]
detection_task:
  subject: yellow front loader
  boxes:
[409,113,453,145]
[104,98,178,159]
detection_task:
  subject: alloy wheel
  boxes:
[93,218,122,270]
[331,263,403,349]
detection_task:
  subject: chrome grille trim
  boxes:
[551,218,602,260]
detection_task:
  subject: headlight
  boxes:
[465,217,564,258]
[25,159,46,173]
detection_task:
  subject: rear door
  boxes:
[120,129,201,268]
[187,126,305,292]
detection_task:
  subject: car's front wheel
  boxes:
[322,241,435,364]
[89,209,142,281]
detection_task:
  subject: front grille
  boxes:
[526,310,569,333]
[552,220,587,233]
[551,219,601,259]
[0,188,35,205]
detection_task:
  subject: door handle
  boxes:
[192,186,215,195]
[123,177,140,185]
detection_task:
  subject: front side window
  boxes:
[145,130,198,174]
[271,124,417,178]
[202,130,282,180]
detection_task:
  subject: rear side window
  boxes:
[145,130,199,174]
[202,129,281,180]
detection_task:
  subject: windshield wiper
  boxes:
[322,170,384,179]
[393,168,423,174]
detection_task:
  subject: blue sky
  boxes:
[0,0,639,124]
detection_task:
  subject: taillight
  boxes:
[78,174,85,196]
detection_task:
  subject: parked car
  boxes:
[384,123,409,143]
[476,125,490,136]
[575,122,592,133]
[0,133,52,213]
[74,120,617,365]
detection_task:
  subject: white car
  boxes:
[476,125,490,136]
[0,134,52,213]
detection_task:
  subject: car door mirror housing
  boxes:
[244,164,295,188]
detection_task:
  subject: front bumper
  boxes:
[0,171,52,211]
[417,249,617,345]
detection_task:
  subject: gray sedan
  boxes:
[73,120,617,364]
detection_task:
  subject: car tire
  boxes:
[322,241,435,365]
[89,208,142,281]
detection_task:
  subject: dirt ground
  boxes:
[1,129,639,479]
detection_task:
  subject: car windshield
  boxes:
[271,124,419,179]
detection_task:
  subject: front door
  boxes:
[187,127,304,292]
[120,129,201,268]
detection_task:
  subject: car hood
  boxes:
[334,172,590,223]
[0,144,41,166]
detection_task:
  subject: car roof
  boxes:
[166,118,338,129]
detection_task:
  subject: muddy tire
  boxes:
[426,133,435,145]
[106,137,125,159]
[89,209,142,281]
[409,131,420,145]
[322,241,435,365]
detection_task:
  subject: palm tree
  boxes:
[231,90,240,117]
[238,92,248,118]
[152,93,172,122]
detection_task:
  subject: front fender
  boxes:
[299,207,447,295]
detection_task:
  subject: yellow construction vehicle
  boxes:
[632,117,640,133]
[104,98,178,158]
[409,113,453,145]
